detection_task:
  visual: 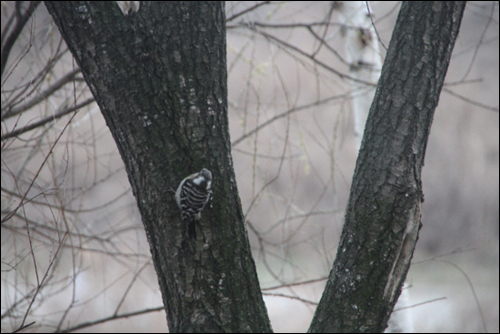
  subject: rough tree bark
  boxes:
[45,2,272,332]
[45,1,466,333]
[308,2,466,333]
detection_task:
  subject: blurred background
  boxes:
[2,1,498,332]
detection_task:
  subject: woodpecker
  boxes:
[175,168,212,237]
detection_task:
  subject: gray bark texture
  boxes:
[45,2,272,332]
[308,2,466,333]
[44,0,466,332]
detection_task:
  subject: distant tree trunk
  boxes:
[308,2,466,333]
[45,2,272,332]
[334,1,382,150]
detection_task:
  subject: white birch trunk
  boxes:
[334,1,382,150]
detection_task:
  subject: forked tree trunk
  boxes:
[45,1,466,333]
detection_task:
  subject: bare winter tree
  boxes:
[3,1,497,333]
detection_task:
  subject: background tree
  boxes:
[2,1,498,332]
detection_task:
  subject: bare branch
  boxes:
[59,306,165,333]
[226,1,271,23]
[1,1,42,76]
[1,97,94,141]
[6,68,82,117]
[232,93,351,146]
[262,292,318,306]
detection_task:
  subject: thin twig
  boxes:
[226,1,271,23]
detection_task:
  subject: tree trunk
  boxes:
[334,1,382,150]
[308,2,466,333]
[45,1,467,332]
[45,2,272,332]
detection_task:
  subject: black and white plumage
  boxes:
[175,168,212,236]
